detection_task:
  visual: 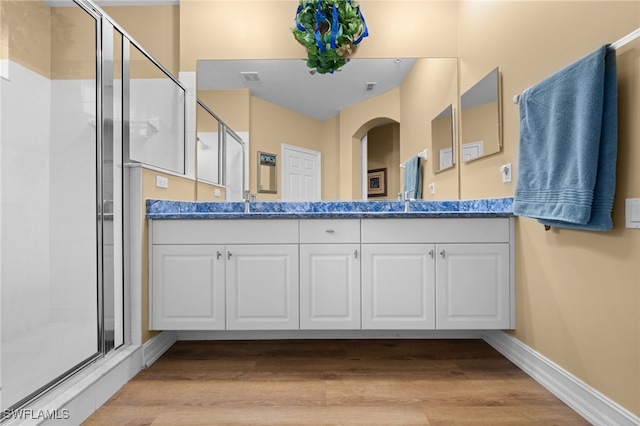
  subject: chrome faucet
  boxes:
[403,190,415,212]
[243,190,251,213]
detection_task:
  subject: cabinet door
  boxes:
[300,244,361,329]
[226,245,299,330]
[436,243,510,329]
[361,244,436,329]
[151,245,225,330]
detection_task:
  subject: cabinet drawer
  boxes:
[299,219,360,243]
[151,219,299,244]
[362,218,510,244]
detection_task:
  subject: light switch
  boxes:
[625,198,640,228]
[214,188,221,197]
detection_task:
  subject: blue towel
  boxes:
[403,155,422,198]
[513,45,618,231]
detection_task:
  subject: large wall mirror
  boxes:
[432,104,455,173]
[196,57,458,200]
[460,67,502,162]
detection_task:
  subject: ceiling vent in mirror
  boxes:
[366,82,377,91]
[241,72,260,82]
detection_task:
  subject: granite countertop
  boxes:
[146,198,514,219]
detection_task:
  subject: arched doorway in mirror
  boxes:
[355,118,401,200]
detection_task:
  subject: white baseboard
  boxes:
[177,329,484,341]
[483,330,639,426]
[142,330,178,368]
[31,345,143,426]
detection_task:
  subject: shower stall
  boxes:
[0,0,185,417]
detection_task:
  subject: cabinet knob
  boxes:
[440,250,446,258]
[354,250,358,259]
[216,251,222,260]
[227,251,232,260]
[428,250,434,258]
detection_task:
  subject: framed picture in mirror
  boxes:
[367,168,387,197]
[258,152,277,193]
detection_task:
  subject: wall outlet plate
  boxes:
[428,183,436,195]
[500,163,512,183]
[156,176,169,189]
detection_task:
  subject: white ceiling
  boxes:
[197,58,417,121]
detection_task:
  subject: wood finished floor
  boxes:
[83,339,589,425]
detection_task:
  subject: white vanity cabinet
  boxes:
[299,219,361,329]
[361,244,436,329]
[149,219,299,331]
[149,216,514,332]
[151,244,225,330]
[361,218,513,330]
[435,243,510,329]
[225,244,299,330]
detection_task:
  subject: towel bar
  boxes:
[513,28,639,105]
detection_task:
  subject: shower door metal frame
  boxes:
[99,12,116,355]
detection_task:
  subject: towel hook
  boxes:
[544,225,551,231]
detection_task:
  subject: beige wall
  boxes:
[50,7,96,80]
[401,57,459,200]
[104,5,180,77]
[196,181,226,201]
[179,0,458,71]
[2,0,51,77]
[367,123,400,200]
[0,1,7,60]
[4,2,181,81]
[141,169,197,343]
[457,0,640,416]
[197,89,251,132]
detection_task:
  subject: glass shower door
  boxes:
[0,0,103,413]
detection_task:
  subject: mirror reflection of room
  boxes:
[432,104,455,173]
[196,57,459,201]
[460,67,502,163]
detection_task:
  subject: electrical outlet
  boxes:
[156,176,169,189]
[500,163,512,183]
[214,188,221,197]
[428,182,436,195]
